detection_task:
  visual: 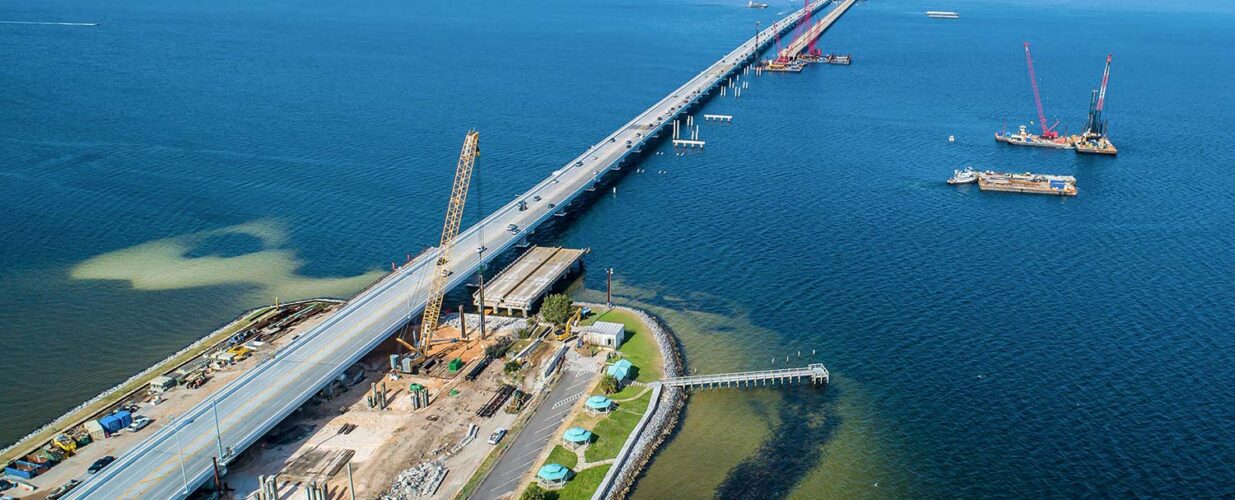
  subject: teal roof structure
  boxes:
[562,427,593,443]
[607,359,633,380]
[538,463,570,481]
[585,395,613,410]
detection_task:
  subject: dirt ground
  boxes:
[9,307,340,499]
[222,321,527,500]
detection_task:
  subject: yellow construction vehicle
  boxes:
[52,434,76,454]
[401,131,480,356]
[226,345,252,361]
[553,307,585,341]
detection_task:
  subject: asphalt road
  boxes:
[472,354,598,499]
[64,4,825,498]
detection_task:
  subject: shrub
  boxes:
[598,374,620,395]
[540,294,573,326]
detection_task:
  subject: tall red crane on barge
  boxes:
[1023,42,1059,139]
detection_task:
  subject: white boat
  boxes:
[748,1,769,8]
[947,167,977,185]
[926,11,960,19]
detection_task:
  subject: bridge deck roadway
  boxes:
[783,0,855,58]
[67,2,835,498]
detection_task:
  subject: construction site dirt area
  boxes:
[223,332,523,500]
[4,305,341,499]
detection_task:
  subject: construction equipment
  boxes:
[1082,53,1113,139]
[553,307,584,341]
[1075,53,1117,155]
[51,434,76,455]
[225,345,252,362]
[1023,42,1059,139]
[407,131,480,356]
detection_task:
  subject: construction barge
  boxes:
[995,125,1074,149]
[996,46,1117,156]
[1074,135,1117,155]
[949,168,1077,196]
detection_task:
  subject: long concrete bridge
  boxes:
[662,363,829,390]
[67,2,844,498]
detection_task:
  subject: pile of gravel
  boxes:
[382,460,448,499]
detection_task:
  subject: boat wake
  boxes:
[0,20,98,26]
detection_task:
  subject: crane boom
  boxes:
[417,130,480,353]
[1096,53,1112,111]
[1023,42,1057,139]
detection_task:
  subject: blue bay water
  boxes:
[2,0,1234,497]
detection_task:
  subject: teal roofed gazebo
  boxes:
[562,426,593,449]
[607,359,633,382]
[537,463,571,488]
[585,395,613,415]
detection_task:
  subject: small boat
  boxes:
[926,11,959,19]
[947,167,977,185]
[948,135,955,143]
[748,1,769,8]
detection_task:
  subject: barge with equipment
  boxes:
[950,168,1077,196]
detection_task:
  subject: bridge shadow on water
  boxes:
[714,383,843,499]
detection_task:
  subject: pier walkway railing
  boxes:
[662,363,828,390]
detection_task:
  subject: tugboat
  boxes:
[947,167,978,185]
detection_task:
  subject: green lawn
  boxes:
[523,464,612,500]
[544,444,578,470]
[610,382,646,401]
[589,309,662,381]
[583,391,651,463]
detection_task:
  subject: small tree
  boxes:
[540,294,573,326]
[504,360,522,376]
[521,484,557,500]
[598,374,620,395]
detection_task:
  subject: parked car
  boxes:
[0,479,14,492]
[46,480,80,500]
[88,456,116,474]
[127,415,153,432]
[488,427,507,445]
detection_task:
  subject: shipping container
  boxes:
[98,411,133,433]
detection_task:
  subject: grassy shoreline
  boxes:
[528,307,666,500]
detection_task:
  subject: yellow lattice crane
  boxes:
[410,130,480,357]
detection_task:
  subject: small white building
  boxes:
[579,321,626,348]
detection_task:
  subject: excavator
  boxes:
[552,307,588,342]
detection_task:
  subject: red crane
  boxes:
[1023,42,1059,139]
[800,0,813,51]
[1096,53,1112,112]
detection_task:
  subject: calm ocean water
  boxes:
[3,0,1234,496]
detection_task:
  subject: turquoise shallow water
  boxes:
[3,0,1235,496]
